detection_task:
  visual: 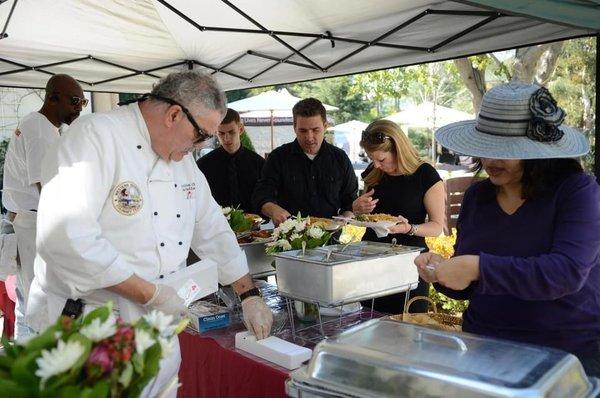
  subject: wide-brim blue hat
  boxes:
[435,82,589,160]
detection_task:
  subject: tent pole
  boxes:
[270,110,274,151]
[595,34,599,183]
[0,0,18,40]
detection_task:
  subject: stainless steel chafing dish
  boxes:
[275,241,421,307]
[286,319,600,397]
[239,239,275,278]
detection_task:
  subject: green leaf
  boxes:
[81,303,112,326]
[57,386,83,398]
[10,349,41,386]
[118,362,133,388]
[82,380,109,398]
[0,377,33,397]
[126,343,162,397]
[132,352,144,374]
[0,353,15,370]
[20,325,60,353]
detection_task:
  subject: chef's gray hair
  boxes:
[151,71,227,116]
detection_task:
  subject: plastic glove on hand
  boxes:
[143,284,189,321]
[241,296,273,340]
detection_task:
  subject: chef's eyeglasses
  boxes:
[119,93,211,144]
[361,130,391,144]
[56,94,89,107]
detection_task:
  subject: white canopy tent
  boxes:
[328,120,368,163]
[228,88,337,150]
[385,102,474,159]
[0,0,598,176]
[0,0,595,93]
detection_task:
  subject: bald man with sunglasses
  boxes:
[2,74,86,339]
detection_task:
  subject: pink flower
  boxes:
[87,345,113,375]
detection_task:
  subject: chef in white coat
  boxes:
[27,71,273,397]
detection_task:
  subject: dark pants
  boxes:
[577,353,600,379]
[362,279,430,315]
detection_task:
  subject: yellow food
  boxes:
[357,213,397,222]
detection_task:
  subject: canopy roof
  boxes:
[0,0,597,93]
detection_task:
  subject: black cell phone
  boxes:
[61,298,84,319]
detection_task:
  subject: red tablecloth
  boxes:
[178,331,288,398]
[0,280,15,339]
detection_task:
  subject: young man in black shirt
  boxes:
[197,108,264,212]
[252,98,358,225]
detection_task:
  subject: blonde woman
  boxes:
[353,119,445,314]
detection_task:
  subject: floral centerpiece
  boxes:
[265,215,332,322]
[265,215,332,255]
[222,206,263,234]
[0,302,187,397]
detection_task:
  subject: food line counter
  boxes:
[180,240,599,397]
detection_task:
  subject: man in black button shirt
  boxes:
[197,108,264,212]
[252,98,358,225]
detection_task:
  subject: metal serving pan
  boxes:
[239,239,276,278]
[286,319,600,397]
[275,243,421,307]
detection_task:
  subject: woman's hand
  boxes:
[387,215,410,234]
[352,189,378,215]
[414,252,445,283]
[433,255,480,290]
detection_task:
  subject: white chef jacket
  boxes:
[27,103,248,330]
[2,112,60,212]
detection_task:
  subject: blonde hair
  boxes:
[361,119,423,188]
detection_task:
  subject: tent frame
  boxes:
[0,1,598,179]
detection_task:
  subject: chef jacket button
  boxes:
[159,274,164,279]
[137,145,142,149]
[178,241,183,245]
[160,242,165,247]
[174,183,178,188]
[154,211,158,216]
[176,214,181,218]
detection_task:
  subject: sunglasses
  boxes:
[119,93,212,144]
[361,130,390,144]
[56,93,89,107]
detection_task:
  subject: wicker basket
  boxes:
[389,296,462,332]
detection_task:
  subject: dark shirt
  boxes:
[437,173,600,355]
[360,162,441,314]
[252,139,358,218]
[197,146,265,213]
[362,162,441,248]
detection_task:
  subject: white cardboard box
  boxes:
[235,331,312,370]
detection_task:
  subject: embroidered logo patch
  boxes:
[112,181,143,216]
[14,128,21,137]
[182,182,196,200]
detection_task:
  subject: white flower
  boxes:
[308,226,324,239]
[278,219,296,234]
[222,207,232,215]
[143,310,177,336]
[290,233,302,241]
[294,219,307,232]
[135,329,156,355]
[276,239,292,251]
[80,314,117,342]
[158,336,175,358]
[35,340,85,386]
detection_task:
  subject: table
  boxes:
[177,283,384,397]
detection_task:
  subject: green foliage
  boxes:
[429,285,469,315]
[239,132,256,152]
[0,138,9,184]
[223,206,253,233]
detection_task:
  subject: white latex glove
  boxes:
[144,284,189,321]
[241,296,273,340]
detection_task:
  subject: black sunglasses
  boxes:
[119,93,211,144]
[361,130,390,144]
[56,93,89,107]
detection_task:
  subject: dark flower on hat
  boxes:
[527,87,565,142]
